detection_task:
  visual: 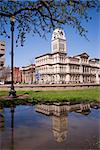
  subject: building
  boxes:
[5,65,35,84]
[21,64,35,84]
[0,41,5,70]
[0,41,5,82]
[13,67,22,83]
[35,28,100,84]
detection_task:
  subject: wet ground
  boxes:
[0,104,100,150]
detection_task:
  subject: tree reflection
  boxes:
[0,105,4,149]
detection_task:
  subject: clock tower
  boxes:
[51,28,67,53]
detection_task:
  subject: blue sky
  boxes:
[0,8,100,67]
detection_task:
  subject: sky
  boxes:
[0,8,100,67]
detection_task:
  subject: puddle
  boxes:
[0,103,100,150]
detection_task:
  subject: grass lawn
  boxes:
[0,88,100,104]
[25,88,100,103]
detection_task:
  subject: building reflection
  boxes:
[35,102,92,142]
[35,103,68,143]
[73,103,91,115]
[52,112,68,143]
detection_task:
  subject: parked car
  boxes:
[0,81,4,85]
[4,81,12,84]
[50,82,54,84]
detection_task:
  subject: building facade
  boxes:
[35,28,100,84]
[0,41,5,82]
[21,64,35,84]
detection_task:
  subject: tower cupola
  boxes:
[51,28,67,53]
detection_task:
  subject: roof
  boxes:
[73,52,89,58]
[35,52,66,59]
[35,53,51,59]
[21,64,35,70]
[89,58,100,61]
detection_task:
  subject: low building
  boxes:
[0,41,5,82]
[21,64,35,84]
[35,28,100,84]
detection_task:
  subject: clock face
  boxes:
[53,30,63,39]
[60,31,63,36]
[52,28,66,41]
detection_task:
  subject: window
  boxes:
[59,43,64,50]
[53,44,57,50]
[1,44,5,46]
[0,49,4,51]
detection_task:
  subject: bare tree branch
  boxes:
[0,0,99,45]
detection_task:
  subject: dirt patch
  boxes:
[0,94,30,101]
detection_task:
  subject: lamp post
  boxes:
[9,16,16,97]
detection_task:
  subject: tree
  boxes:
[0,0,99,46]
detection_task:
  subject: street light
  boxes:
[9,16,16,97]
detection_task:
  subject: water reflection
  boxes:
[35,102,92,116]
[35,102,94,143]
[0,105,4,130]
[52,114,68,143]
[10,105,15,150]
[0,102,99,150]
